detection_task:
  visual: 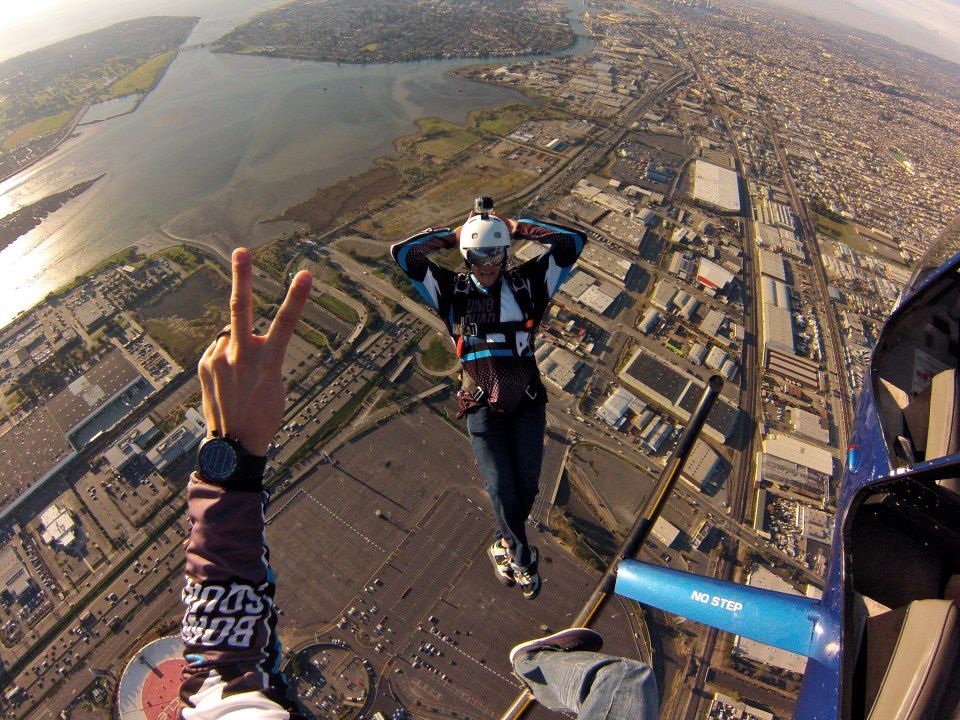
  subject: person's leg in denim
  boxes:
[513,649,658,719]
[467,405,541,567]
[507,401,546,569]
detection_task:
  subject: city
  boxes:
[0,0,958,718]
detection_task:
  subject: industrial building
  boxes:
[699,309,727,337]
[681,439,721,488]
[696,257,735,291]
[760,434,834,498]
[651,281,679,311]
[758,248,788,282]
[789,407,830,444]
[638,307,661,334]
[39,504,77,549]
[691,160,741,214]
[596,387,647,429]
[619,349,741,443]
[104,419,161,473]
[146,408,207,474]
[651,517,681,547]
[536,344,583,392]
[578,244,636,287]
[0,348,147,520]
[0,546,31,604]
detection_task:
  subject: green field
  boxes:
[421,335,456,372]
[1,110,74,150]
[414,118,480,160]
[318,293,359,323]
[472,102,565,136]
[103,52,177,99]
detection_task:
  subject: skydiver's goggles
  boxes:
[465,247,507,267]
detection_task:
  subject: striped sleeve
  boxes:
[178,475,300,719]
[390,228,458,313]
[513,217,587,300]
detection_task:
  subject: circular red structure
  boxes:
[117,636,186,720]
[141,657,187,720]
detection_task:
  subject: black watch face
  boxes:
[199,439,239,482]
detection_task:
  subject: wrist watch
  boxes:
[196,436,267,491]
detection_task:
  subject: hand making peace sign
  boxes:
[197,248,313,456]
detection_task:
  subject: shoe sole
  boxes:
[509,627,602,665]
[487,544,514,586]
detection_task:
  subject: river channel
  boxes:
[0,0,593,327]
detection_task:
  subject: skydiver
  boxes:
[391,197,586,599]
[178,250,658,719]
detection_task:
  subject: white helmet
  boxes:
[459,213,511,266]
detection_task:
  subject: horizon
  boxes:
[0,0,959,66]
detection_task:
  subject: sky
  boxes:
[0,0,959,64]
[753,0,960,64]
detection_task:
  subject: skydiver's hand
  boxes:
[197,248,312,456]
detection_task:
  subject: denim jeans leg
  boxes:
[507,402,546,568]
[467,408,525,561]
[513,650,658,720]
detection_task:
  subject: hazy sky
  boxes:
[753,0,960,63]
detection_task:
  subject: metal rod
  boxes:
[500,375,724,720]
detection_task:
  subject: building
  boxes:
[651,517,681,547]
[733,567,808,674]
[146,408,207,474]
[0,546,31,604]
[760,275,796,361]
[691,160,741,214]
[705,345,728,371]
[596,387,647,429]
[699,309,727,337]
[790,407,830,445]
[681,439,720,488]
[767,349,821,390]
[39,504,77,549]
[104,419,161,473]
[47,348,147,446]
[758,248,787,282]
[619,349,741,443]
[638,415,673,454]
[578,244,636,287]
[696,258,735,291]
[651,281,678,311]
[638,308,661,334]
[760,435,834,498]
[536,344,583,392]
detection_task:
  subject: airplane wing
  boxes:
[615,560,821,656]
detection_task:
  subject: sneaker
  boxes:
[512,547,540,600]
[514,567,541,600]
[509,627,604,666]
[487,540,515,586]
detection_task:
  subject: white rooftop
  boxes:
[764,435,834,475]
[692,160,741,213]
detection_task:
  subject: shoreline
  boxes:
[0,36,193,183]
[0,19,581,332]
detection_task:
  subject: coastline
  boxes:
[0,23,196,184]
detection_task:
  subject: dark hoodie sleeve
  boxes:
[178,474,299,719]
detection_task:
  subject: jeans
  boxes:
[466,400,546,569]
[513,650,659,720]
